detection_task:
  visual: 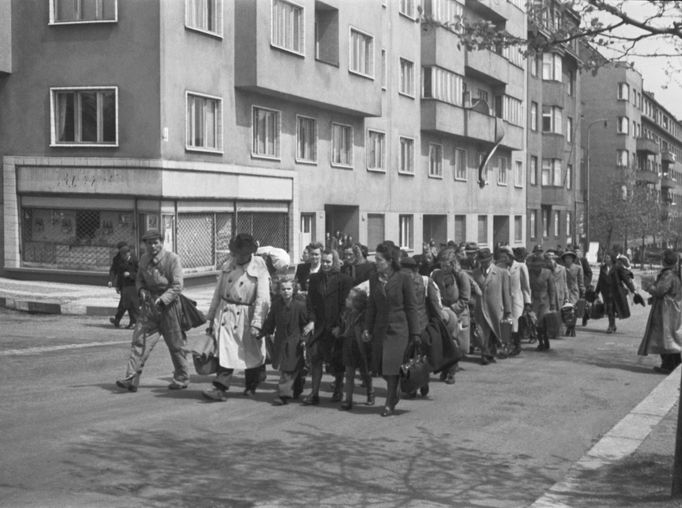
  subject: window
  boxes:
[529,210,537,239]
[296,115,317,163]
[542,158,562,186]
[367,214,385,252]
[552,160,562,186]
[399,58,415,97]
[186,92,222,152]
[567,116,573,143]
[618,82,629,101]
[185,0,223,36]
[617,149,628,168]
[530,156,538,185]
[553,211,560,237]
[422,67,463,106]
[349,28,374,78]
[454,148,467,180]
[497,156,508,185]
[617,116,629,134]
[430,0,463,31]
[566,164,572,189]
[567,70,574,96]
[530,55,538,77]
[477,215,488,244]
[514,216,523,242]
[542,208,550,237]
[399,137,414,174]
[399,215,414,250]
[315,4,339,65]
[50,0,117,23]
[271,0,304,55]
[381,49,387,89]
[541,158,551,186]
[542,106,562,134]
[429,144,443,178]
[514,160,523,187]
[530,102,538,131]
[367,130,386,171]
[454,215,466,244]
[542,53,562,81]
[496,95,523,126]
[51,87,118,146]
[252,106,280,158]
[331,123,353,167]
[502,45,524,67]
[399,0,417,19]
[566,211,572,238]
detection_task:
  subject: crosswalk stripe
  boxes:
[0,340,130,356]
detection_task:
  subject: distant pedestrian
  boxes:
[497,245,531,355]
[115,229,188,392]
[595,251,636,334]
[638,249,682,374]
[108,242,139,329]
[527,253,556,351]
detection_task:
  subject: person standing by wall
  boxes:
[108,242,139,329]
[115,229,188,392]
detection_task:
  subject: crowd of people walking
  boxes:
[114,230,682,415]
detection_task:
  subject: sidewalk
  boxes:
[0,277,216,316]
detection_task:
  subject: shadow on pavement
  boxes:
[63,426,556,507]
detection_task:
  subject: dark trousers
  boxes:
[114,285,139,325]
[661,353,682,371]
[214,365,263,391]
[605,301,617,329]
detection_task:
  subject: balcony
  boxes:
[662,151,676,163]
[464,49,508,86]
[0,0,10,74]
[421,26,465,72]
[635,170,660,185]
[661,174,676,188]
[421,100,465,137]
[541,186,571,207]
[465,0,510,22]
[636,137,660,155]
[233,0,382,117]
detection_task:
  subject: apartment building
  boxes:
[1,0,527,282]
[526,0,583,250]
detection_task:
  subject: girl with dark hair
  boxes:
[363,241,420,416]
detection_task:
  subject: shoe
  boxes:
[272,396,287,406]
[340,401,352,410]
[202,387,228,402]
[126,322,136,329]
[301,394,320,405]
[330,391,343,403]
[420,385,430,397]
[380,406,395,417]
[606,326,614,334]
[509,347,521,357]
[488,356,497,363]
[115,378,137,392]
[480,357,490,366]
[444,375,455,385]
[653,366,673,375]
[366,392,376,406]
[243,388,256,397]
[110,318,120,328]
[536,344,546,351]
[439,371,447,382]
[168,381,188,390]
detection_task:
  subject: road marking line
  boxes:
[0,340,130,356]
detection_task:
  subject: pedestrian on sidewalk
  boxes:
[115,229,189,392]
[497,245,531,356]
[595,251,636,334]
[108,241,139,329]
[202,233,271,401]
[638,249,682,374]
[561,250,585,337]
[527,253,556,351]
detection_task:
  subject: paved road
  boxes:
[0,304,668,507]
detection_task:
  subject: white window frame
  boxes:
[566,211,572,237]
[271,0,305,56]
[399,214,414,250]
[428,143,443,179]
[552,159,562,187]
[367,129,386,172]
[185,91,223,153]
[530,156,538,186]
[553,210,560,237]
[567,116,574,143]
[349,27,375,79]
[399,58,415,98]
[251,105,281,160]
[617,116,629,134]
[530,102,538,131]
[381,49,388,90]
[50,86,119,147]
[514,160,523,188]
[617,149,628,168]
[542,52,562,81]
[422,66,463,106]
[399,136,415,175]
[497,156,508,186]
[330,122,353,168]
[566,164,572,189]
[49,0,118,25]
[542,105,562,134]
[454,148,467,181]
[185,0,224,38]
[399,0,418,20]
[618,82,629,101]
[295,115,317,164]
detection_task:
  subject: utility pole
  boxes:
[584,118,607,251]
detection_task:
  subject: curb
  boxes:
[0,296,117,316]
[529,365,681,507]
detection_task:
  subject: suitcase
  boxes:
[575,298,586,318]
[500,319,513,346]
[543,311,561,340]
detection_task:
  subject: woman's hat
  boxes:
[229,233,258,254]
[561,250,577,261]
[477,248,493,261]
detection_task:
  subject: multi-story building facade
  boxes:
[526,0,583,250]
[1,0,527,282]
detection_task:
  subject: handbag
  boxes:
[591,299,605,320]
[399,343,430,394]
[179,293,207,332]
[543,311,561,340]
[183,332,218,375]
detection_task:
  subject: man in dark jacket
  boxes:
[108,242,139,328]
[575,246,593,326]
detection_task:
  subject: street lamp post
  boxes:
[585,118,608,250]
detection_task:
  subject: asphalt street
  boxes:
[0,303,670,508]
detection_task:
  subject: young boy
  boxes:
[260,276,311,405]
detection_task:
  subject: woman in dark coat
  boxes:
[363,241,420,417]
[595,251,636,333]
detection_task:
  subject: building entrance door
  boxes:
[325,205,359,248]
[493,215,510,246]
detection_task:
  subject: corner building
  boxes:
[1,0,527,282]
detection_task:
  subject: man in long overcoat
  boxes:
[471,248,512,364]
[497,246,531,356]
[528,253,557,351]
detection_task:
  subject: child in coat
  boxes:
[260,276,311,405]
[338,286,374,410]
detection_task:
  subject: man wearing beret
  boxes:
[116,229,189,392]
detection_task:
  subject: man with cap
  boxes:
[108,241,139,328]
[116,229,189,392]
[471,247,512,364]
[497,245,531,356]
[527,253,557,351]
[561,250,585,336]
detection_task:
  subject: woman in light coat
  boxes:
[202,233,271,401]
[638,249,682,374]
[497,246,530,356]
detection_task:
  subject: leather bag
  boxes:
[179,294,207,332]
[399,343,430,394]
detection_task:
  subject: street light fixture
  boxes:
[585,118,608,249]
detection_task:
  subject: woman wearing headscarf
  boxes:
[595,251,636,334]
[202,233,271,401]
[363,241,420,416]
[638,249,682,374]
